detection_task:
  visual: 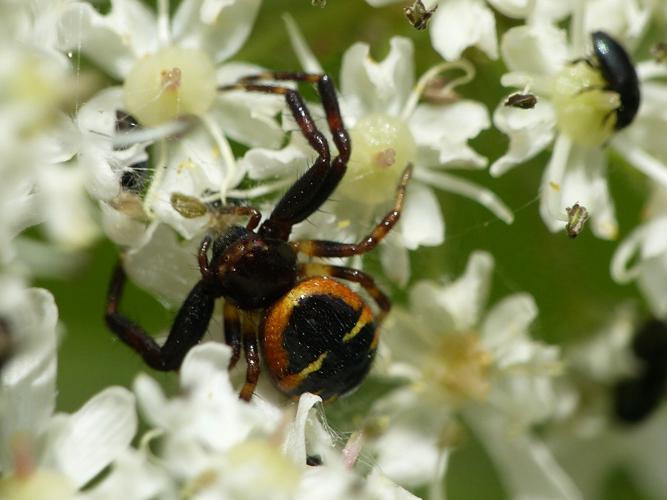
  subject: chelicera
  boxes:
[105,72,411,402]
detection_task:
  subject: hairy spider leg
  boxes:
[105,262,215,370]
[219,73,350,241]
[290,164,412,258]
[105,198,271,372]
[223,301,242,368]
[239,313,261,401]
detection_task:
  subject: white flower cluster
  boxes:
[2,0,667,499]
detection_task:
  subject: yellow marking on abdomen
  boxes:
[343,307,373,343]
[278,352,328,391]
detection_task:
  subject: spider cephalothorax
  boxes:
[105,72,411,401]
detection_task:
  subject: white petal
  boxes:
[241,138,311,181]
[380,238,411,287]
[58,0,158,80]
[582,0,651,43]
[410,251,494,331]
[366,468,421,499]
[124,223,201,307]
[397,183,444,249]
[490,100,556,177]
[100,203,149,247]
[409,101,490,168]
[132,374,169,428]
[36,164,100,250]
[0,289,58,470]
[612,134,667,189]
[282,393,322,465]
[540,139,618,239]
[41,387,137,488]
[372,422,441,487]
[636,254,667,318]
[500,24,569,76]
[341,37,414,119]
[480,293,538,351]
[214,63,285,148]
[610,217,667,284]
[486,0,530,18]
[466,409,582,500]
[85,449,174,500]
[76,87,149,201]
[430,0,498,61]
[172,0,261,64]
[370,390,446,486]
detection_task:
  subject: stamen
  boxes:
[402,59,475,120]
[160,67,181,91]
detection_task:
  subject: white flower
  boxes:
[61,0,282,241]
[491,1,667,239]
[365,0,571,61]
[0,287,136,499]
[547,307,667,500]
[611,186,667,317]
[368,251,576,498]
[0,0,97,259]
[244,27,512,284]
[120,342,416,500]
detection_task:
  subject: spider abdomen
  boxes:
[260,277,378,401]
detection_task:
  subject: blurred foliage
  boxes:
[40,1,658,499]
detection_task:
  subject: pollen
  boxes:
[123,46,216,126]
[341,113,417,205]
[427,332,493,405]
[160,67,182,91]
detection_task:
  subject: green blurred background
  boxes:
[41,1,659,498]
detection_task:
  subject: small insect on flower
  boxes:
[565,203,589,238]
[504,92,538,110]
[551,31,640,147]
[588,31,640,131]
[651,42,667,64]
[105,72,412,402]
[613,319,667,424]
[404,0,437,30]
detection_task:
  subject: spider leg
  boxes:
[105,262,215,371]
[219,74,350,240]
[291,165,412,258]
[223,301,242,369]
[298,263,391,325]
[239,313,261,401]
[211,205,262,231]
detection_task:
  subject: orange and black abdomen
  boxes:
[261,277,378,401]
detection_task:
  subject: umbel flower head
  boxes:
[61,0,290,241]
[367,251,574,498]
[490,1,667,239]
[243,24,512,285]
[90,343,417,499]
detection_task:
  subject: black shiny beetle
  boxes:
[590,31,640,130]
[105,72,411,402]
